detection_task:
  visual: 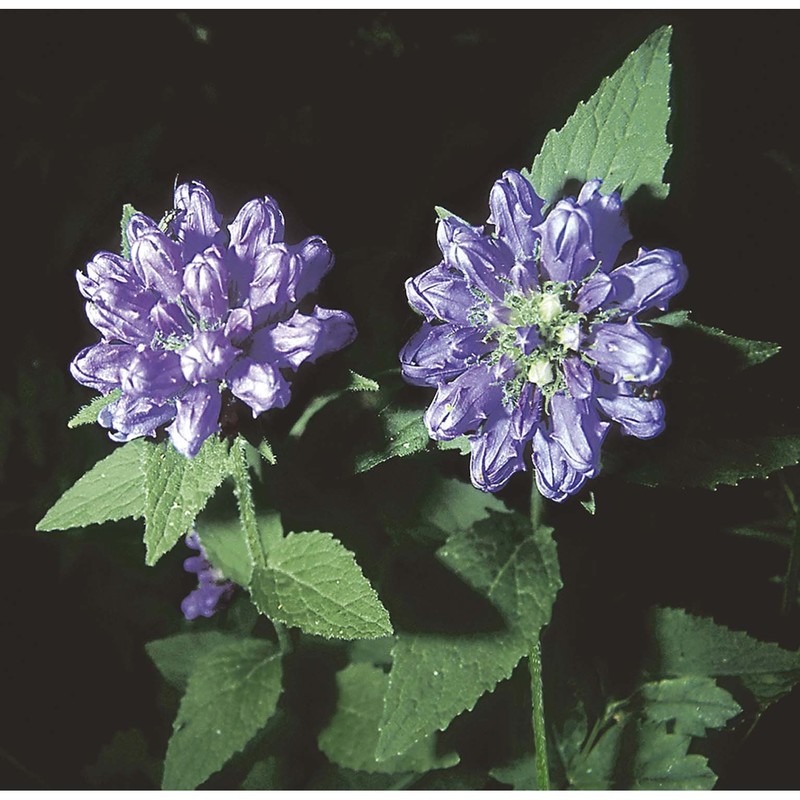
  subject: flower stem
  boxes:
[779,476,800,615]
[529,640,550,790]
[231,438,267,572]
[529,480,550,790]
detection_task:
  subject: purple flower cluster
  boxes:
[400,171,687,500]
[71,182,356,457]
[180,531,235,620]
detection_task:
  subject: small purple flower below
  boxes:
[181,530,235,620]
[400,172,687,501]
[71,181,357,457]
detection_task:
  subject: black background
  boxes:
[2,9,800,789]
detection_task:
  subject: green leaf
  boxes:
[527,25,672,204]
[198,512,284,586]
[355,407,431,473]
[257,438,276,465]
[490,755,536,791]
[570,720,715,790]
[143,437,232,566]
[36,439,147,531]
[319,663,459,774]
[162,639,283,790]
[120,203,140,259]
[250,531,393,640]
[67,389,121,429]
[617,431,800,490]
[242,758,280,790]
[580,492,596,516]
[640,676,742,737]
[377,510,562,760]
[146,631,240,691]
[651,310,780,373]
[648,607,800,706]
[348,370,380,392]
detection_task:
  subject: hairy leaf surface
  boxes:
[250,531,393,640]
[37,439,146,531]
[527,26,672,204]
[143,437,232,566]
[319,663,458,774]
[162,639,283,790]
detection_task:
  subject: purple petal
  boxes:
[130,228,183,300]
[423,364,503,441]
[439,218,513,299]
[247,244,298,319]
[100,394,176,442]
[562,356,594,400]
[228,196,285,260]
[607,247,688,316]
[181,581,234,620]
[120,349,187,401]
[535,198,596,282]
[575,271,613,313]
[548,393,609,476]
[182,244,230,323]
[174,181,224,261]
[596,381,666,439]
[576,180,632,271]
[126,213,161,244]
[511,382,542,441]
[588,319,671,385]
[85,251,136,286]
[151,301,192,339]
[405,262,477,325]
[515,325,541,356]
[399,322,489,387]
[180,329,240,385]
[532,427,588,502]
[469,409,527,492]
[488,169,544,263]
[70,342,134,393]
[167,384,222,458]
[85,280,157,344]
[249,306,356,370]
[224,307,253,346]
[289,236,335,303]
[227,357,291,416]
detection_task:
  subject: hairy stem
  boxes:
[530,640,550,790]
[529,481,550,790]
[231,438,267,572]
[779,474,800,615]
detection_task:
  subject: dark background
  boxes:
[2,10,800,789]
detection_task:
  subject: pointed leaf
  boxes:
[377,511,562,760]
[162,639,283,790]
[143,437,232,566]
[146,631,240,691]
[527,26,672,203]
[319,663,459,774]
[198,512,283,586]
[648,607,800,706]
[36,439,146,531]
[652,310,780,374]
[67,389,122,428]
[640,676,742,737]
[249,531,393,640]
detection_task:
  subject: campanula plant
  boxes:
[34,22,800,792]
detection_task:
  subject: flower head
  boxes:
[180,530,235,620]
[400,171,687,500]
[72,181,357,456]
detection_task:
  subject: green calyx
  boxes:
[487,281,585,404]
